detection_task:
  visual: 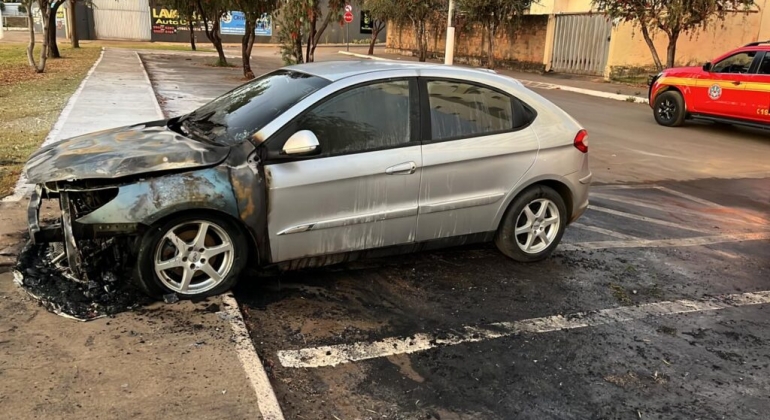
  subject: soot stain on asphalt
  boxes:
[14,243,151,321]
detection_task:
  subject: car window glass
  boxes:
[183,70,330,146]
[712,52,756,73]
[297,80,411,157]
[427,80,513,141]
[758,53,770,75]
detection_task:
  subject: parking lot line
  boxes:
[277,290,770,369]
[652,186,725,209]
[221,294,285,420]
[559,231,770,251]
[570,222,639,240]
[591,193,759,226]
[588,205,712,233]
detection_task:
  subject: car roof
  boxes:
[284,60,499,81]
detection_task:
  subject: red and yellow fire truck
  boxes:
[649,41,770,129]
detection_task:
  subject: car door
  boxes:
[746,51,770,123]
[700,50,758,119]
[416,76,539,241]
[263,78,422,263]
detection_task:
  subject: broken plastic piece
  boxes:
[163,293,179,304]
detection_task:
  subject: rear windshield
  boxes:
[180,70,330,145]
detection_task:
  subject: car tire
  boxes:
[495,185,567,263]
[134,213,248,299]
[653,91,686,127]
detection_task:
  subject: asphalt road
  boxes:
[141,53,770,420]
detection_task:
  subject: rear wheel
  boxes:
[653,91,686,127]
[135,214,248,299]
[495,185,567,262]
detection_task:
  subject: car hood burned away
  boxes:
[24,120,231,184]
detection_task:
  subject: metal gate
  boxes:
[92,0,151,41]
[551,14,612,76]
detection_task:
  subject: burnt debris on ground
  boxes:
[14,242,151,321]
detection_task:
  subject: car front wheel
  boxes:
[653,91,686,127]
[135,214,248,299]
[495,185,567,262]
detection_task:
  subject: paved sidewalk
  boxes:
[339,50,649,103]
[0,48,264,419]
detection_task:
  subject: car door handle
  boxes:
[385,162,416,175]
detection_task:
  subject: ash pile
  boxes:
[14,241,151,321]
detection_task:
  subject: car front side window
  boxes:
[296,80,412,157]
[712,52,756,74]
[757,52,770,75]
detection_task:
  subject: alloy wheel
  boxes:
[514,199,561,254]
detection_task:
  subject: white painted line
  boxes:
[653,186,725,209]
[591,192,762,227]
[136,51,166,119]
[278,290,770,368]
[335,51,648,103]
[571,222,639,240]
[222,294,285,420]
[2,48,106,203]
[592,184,656,191]
[559,231,770,251]
[588,205,711,233]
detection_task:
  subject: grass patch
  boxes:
[609,283,632,305]
[81,40,214,53]
[0,43,101,198]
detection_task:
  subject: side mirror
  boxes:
[703,62,712,72]
[282,130,320,156]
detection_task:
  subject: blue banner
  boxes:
[220,11,272,36]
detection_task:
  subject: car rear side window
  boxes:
[297,80,412,157]
[427,80,516,141]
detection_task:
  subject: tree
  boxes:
[47,1,66,58]
[593,0,756,70]
[275,0,308,65]
[195,0,229,66]
[390,0,444,62]
[459,0,530,69]
[23,0,49,73]
[68,0,79,48]
[361,0,396,55]
[159,0,200,51]
[234,0,278,79]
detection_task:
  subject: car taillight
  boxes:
[574,129,588,153]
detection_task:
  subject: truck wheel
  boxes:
[495,185,567,262]
[135,214,248,299]
[653,91,686,127]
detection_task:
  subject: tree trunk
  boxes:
[640,25,662,71]
[665,32,679,69]
[415,20,427,62]
[242,17,256,79]
[47,8,61,59]
[196,2,227,65]
[188,15,196,51]
[310,8,335,62]
[26,4,38,69]
[68,0,79,48]
[368,21,383,55]
[305,13,317,63]
[487,24,496,69]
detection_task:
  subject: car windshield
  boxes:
[177,70,330,145]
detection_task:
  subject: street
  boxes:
[0,48,768,419]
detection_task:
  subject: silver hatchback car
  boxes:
[24,61,591,298]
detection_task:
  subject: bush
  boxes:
[0,3,5,13]
[18,4,27,14]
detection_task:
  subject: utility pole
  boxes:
[444,0,456,65]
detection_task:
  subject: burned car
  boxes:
[23,61,591,299]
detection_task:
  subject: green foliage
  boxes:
[0,2,5,13]
[592,0,756,68]
[17,3,27,13]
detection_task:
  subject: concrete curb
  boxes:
[337,50,649,105]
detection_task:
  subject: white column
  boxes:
[444,0,455,65]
